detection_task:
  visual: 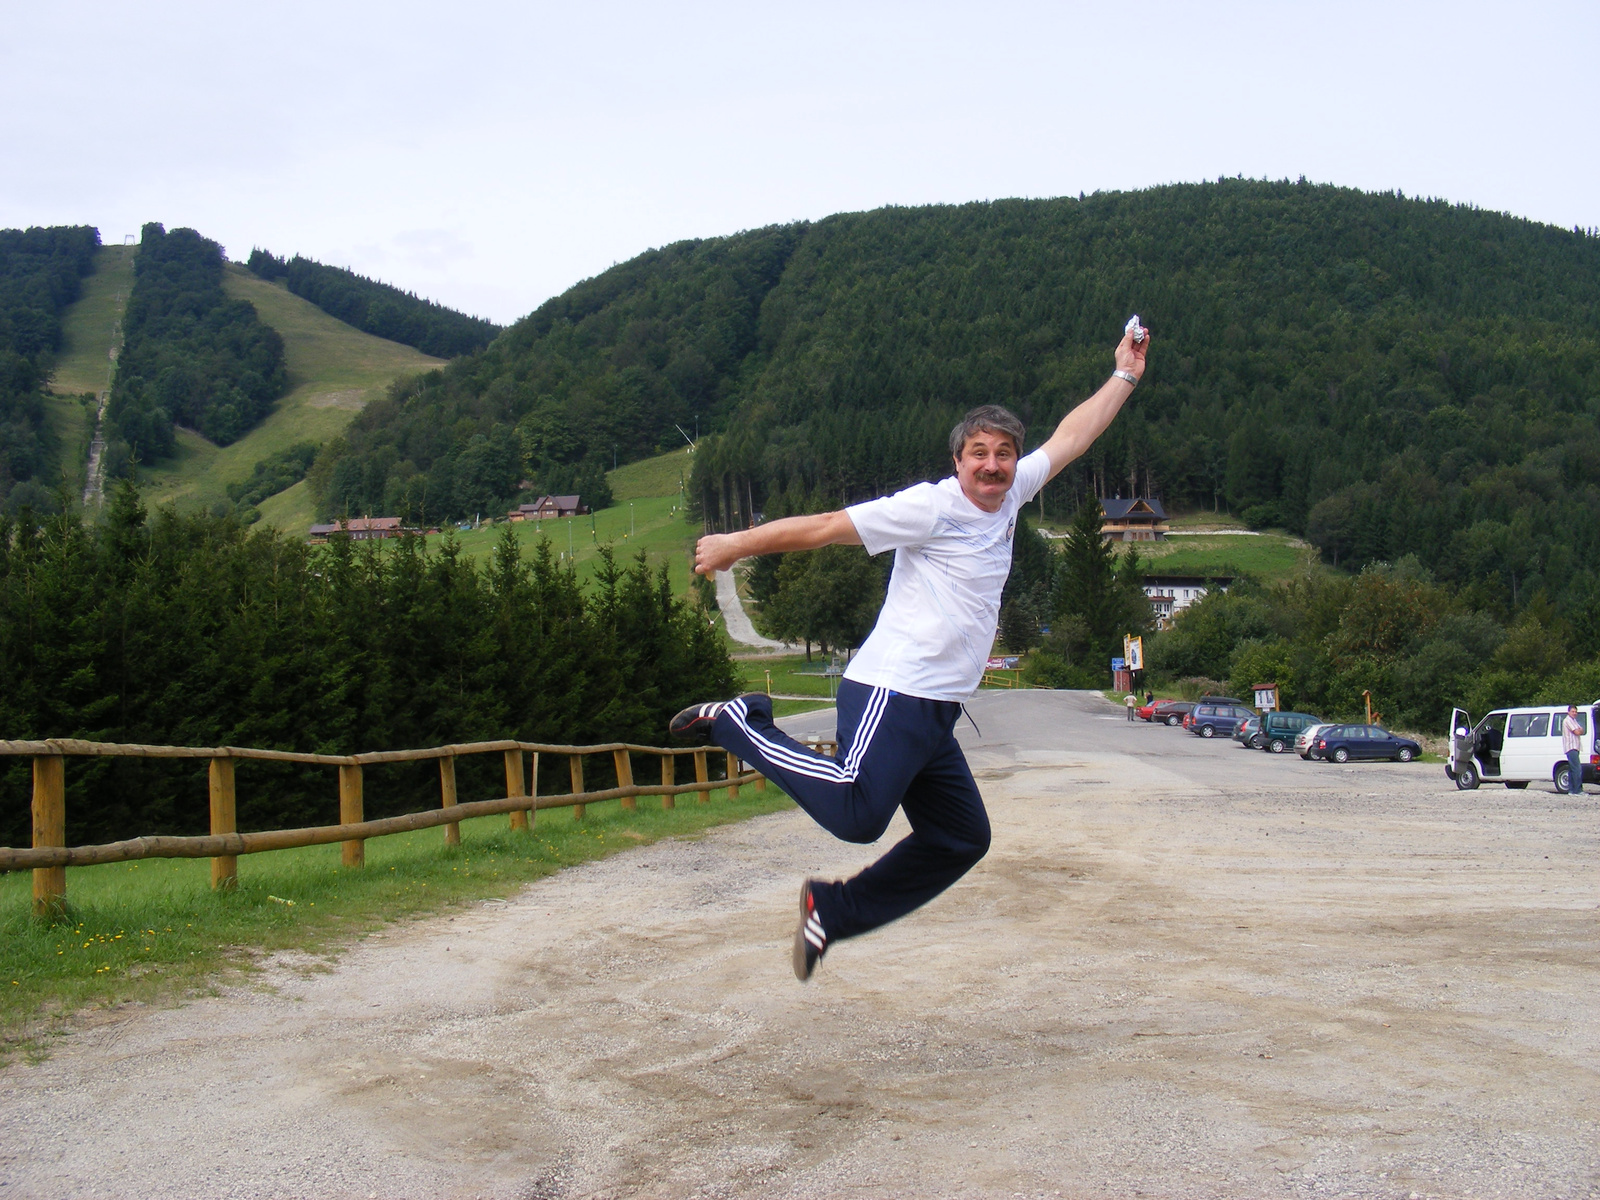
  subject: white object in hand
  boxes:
[1125,314,1146,343]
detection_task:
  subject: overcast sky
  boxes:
[4,0,1595,326]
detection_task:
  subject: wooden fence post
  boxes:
[726,752,742,800]
[528,751,538,830]
[754,769,767,792]
[505,749,528,833]
[209,757,237,890]
[32,755,66,919]
[694,750,708,803]
[439,755,460,846]
[570,753,585,820]
[614,749,635,811]
[339,763,364,868]
[660,753,675,810]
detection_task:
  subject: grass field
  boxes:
[1127,531,1315,579]
[41,244,138,499]
[131,265,444,519]
[50,244,135,398]
[407,451,702,597]
[0,784,790,1061]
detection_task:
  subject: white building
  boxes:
[1142,574,1232,626]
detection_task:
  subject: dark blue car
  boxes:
[1314,724,1421,764]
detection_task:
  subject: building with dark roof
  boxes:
[1099,497,1169,542]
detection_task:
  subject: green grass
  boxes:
[50,244,135,398]
[42,244,138,498]
[132,266,444,521]
[1127,532,1314,579]
[738,653,846,699]
[0,784,791,1061]
[409,451,702,597]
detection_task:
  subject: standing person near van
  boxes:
[1561,705,1584,795]
[670,325,1151,981]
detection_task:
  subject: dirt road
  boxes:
[3,692,1597,1199]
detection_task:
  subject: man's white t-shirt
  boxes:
[843,449,1051,702]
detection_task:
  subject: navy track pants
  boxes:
[713,680,991,944]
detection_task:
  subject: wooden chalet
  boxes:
[1099,497,1170,542]
[307,517,406,543]
[508,495,585,521]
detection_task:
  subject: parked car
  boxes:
[1151,700,1195,727]
[1136,700,1159,721]
[1446,702,1599,791]
[1233,715,1263,748]
[1258,712,1323,754]
[1297,722,1335,759]
[1314,725,1421,763]
[1189,702,1254,738]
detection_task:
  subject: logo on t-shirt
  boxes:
[1005,518,1015,541]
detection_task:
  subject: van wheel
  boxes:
[1269,738,1286,754]
[1397,748,1414,762]
[1505,780,1528,789]
[1200,725,1215,738]
[1332,748,1350,764]
[1165,714,1181,726]
[1554,765,1573,793]
[1455,762,1479,790]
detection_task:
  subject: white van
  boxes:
[1447,702,1598,791]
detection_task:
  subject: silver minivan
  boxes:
[1447,702,1598,791]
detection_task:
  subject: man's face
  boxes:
[954,429,1019,512]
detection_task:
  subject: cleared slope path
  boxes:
[717,568,791,650]
[3,691,1596,1199]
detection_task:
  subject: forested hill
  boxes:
[246,249,500,358]
[313,180,1600,614]
[0,225,99,513]
[108,223,288,466]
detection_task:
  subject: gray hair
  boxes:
[949,405,1026,459]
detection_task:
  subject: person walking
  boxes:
[671,325,1150,980]
[1561,704,1585,795]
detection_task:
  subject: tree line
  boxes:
[303,180,1600,634]
[0,486,736,847]
[0,225,99,515]
[246,249,500,359]
[107,224,287,469]
[1142,554,1600,732]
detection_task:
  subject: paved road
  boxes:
[716,569,791,650]
[3,691,1597,1199]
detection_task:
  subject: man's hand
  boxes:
[692,510,862,577]
[1114,327,1150,382]
[694,532,746,577]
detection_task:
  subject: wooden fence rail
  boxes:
[1,735,838,918]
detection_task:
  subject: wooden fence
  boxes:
[0,736,834,918]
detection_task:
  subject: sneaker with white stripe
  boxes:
[669,700,728,744]
[793,879,828,981]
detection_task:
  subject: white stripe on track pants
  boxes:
[714,680,991,944]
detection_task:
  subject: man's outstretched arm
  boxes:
[1038,328,1152,480]
[694,510,861,577]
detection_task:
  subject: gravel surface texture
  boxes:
[3,690,1597,1200]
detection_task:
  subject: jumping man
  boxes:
[671,326,1151,980]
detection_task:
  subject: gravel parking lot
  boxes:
[3,690,1596,1200]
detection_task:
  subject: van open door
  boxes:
[1449,707,1478,789]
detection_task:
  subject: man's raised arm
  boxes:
[693,510,861,577]
[1039,328,1152,480]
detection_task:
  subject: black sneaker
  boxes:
[669,700,727,744]
[793,879,828,982]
